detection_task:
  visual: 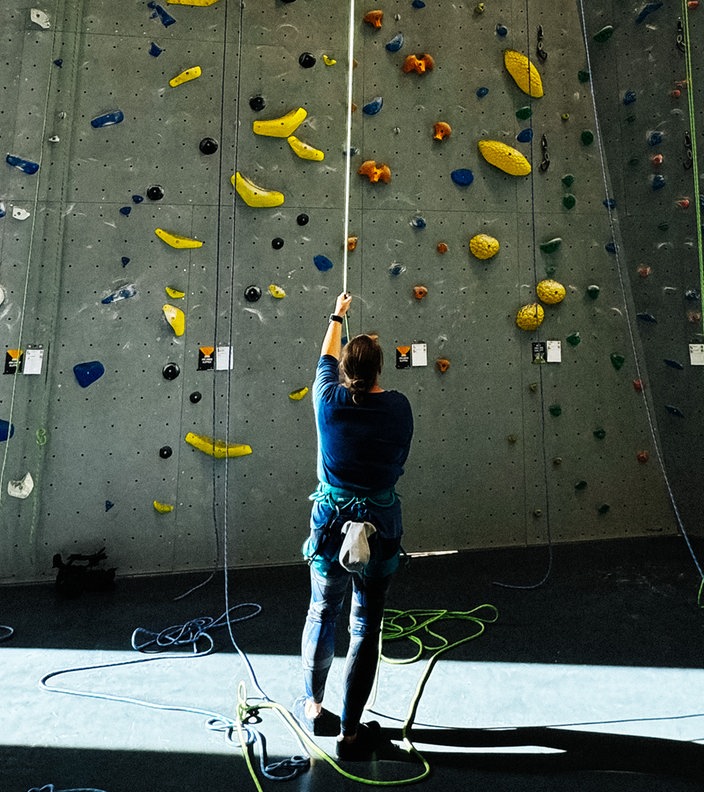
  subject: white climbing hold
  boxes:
[0,285,5,306]
[12,207,30,221]
[30,8,51,28]
[8,472,34,499]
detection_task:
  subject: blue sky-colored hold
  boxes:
[91,110,124,128]
[450,169,474,186]
[516,128,533,143]
[0,419,14,442]
[73,361,105,388]
[314,254,333,272]
[6,154,39,175]
[385,32,404,52]
[363,97,383,115]
[102,284,136,304]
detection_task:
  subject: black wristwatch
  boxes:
[329,314,343,324]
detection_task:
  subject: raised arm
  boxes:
[320,292,352,359]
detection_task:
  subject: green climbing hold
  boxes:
[563,194,576,210]
[586,284,600,299]
[610,353,625,370]
[516,106,532,120]
[580,130,594,146]
[545,265,557,277]
[566,332,581,347]
[593,428,606,439]
[561,174,574,188]
[577,70,590,83]
[540,237,562,254]
[549,404,562,417]
[593,25,614,43]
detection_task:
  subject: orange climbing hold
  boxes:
[413,285,428,300]
[433,122,452,141]
[347,236,358,251]
[402,54,435,74]
[436,242,449,254]
[436,358,450,373]
[358,160,391,184]
[363,9,383,28]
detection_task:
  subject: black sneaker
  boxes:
[336,721,384,761]
[292,695,341,737]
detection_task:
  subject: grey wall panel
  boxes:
[1,0,694,584]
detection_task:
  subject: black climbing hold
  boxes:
[271,237,284,250]
[147,185,165,201]
[199,137,218,155]
[249,95,266,111]
[159,445,173,459]
[189,391,202,404]
[244,285,262,302]
[296,213,309,226]
[162,363,180,380]
[299,52,316,68]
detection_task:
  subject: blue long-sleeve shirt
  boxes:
[313,355,413,494]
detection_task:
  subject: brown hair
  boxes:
[339,334,383,405]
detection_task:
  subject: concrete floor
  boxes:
[2,536,704,791]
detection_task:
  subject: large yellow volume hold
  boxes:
[155,228,204,249]
[232,172,285,208]
[469,233,500,260]
[515,303,545,331]
[253,107,308,138]
[287,135,325,161]
[185,432,252,458]
[478,140,532,176]
[169,66,201,87]
[503,49,544,98]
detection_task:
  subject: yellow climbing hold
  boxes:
[503,49,544,98]
[185,432,252,458]
[165,286,186,299]
[232,172,285,208]
[323,55,337,66]
[169,66,202,87]
[478,139,532,176]
[168,0,218,5]
[516,303,545,331]
[155,228,204,249]
[268,284,286,299]
[536,279,566,305]
[469,233,500,260]
[289,386,310,401]
[163,304,185,336]
[287,135,325,161]
[153,500,174,513]
[252,107,307,138]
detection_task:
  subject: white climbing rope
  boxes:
[341,0,356,296]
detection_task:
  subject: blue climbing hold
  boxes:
[450,168,474,186]
[119,206,131,216]
[132,195,144,204]
[410,216,427,229]
[516,128,533,143]
[73,361,105,388]
[6,154,40,175]
[91,110,125,128]
[0,202,5,218]
[665,404,685,417]
[664,358,684,369]
[102,284,136,304]
[385,33,404,52]
[603,198,617,209]
[389,262,406,276]
[313,254,333,272]
[0,419,14,442]
[121,257,130,267]
[647,130,663,146]
[53,59,63,68]
[363,97,383,115]
[623,90,637,106]
[635,2,663,23]
[605,241,618,253]
[685,288,700,301]
[476,86,489,98]
[496,24,508,37]
[105,500,115,512]
[149,42,163,57]
[147,2,176,27]
[636,312,657,323]
[651,174,666,190]
[411,0,425,7]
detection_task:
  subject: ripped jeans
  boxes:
[301,487,403,736]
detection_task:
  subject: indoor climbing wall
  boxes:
[1,0,694,584]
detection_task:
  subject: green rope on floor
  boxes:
[680,0,704,335]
